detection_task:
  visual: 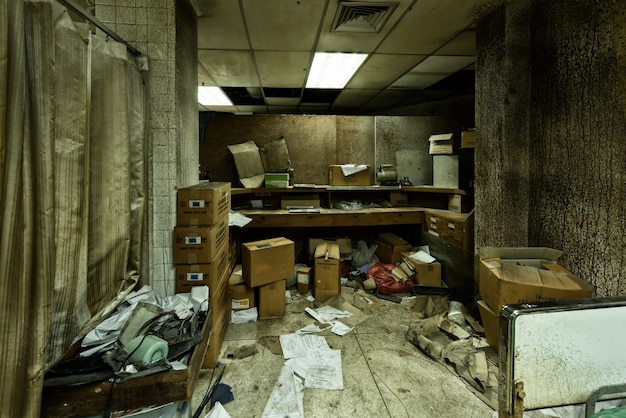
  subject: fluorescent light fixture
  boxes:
[306,52,368,88]
[198,86,233,106]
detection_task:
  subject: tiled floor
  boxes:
[191,290,495,418]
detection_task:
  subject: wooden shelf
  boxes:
[237,207,424,228]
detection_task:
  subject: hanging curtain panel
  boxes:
[1,1,148,415]
[47,3,91,367]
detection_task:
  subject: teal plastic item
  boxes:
[125,335,169,365]
[592,407,626,418]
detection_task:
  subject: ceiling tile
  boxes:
[362,89,415,109]
[409,55,475,73]
[242,0,326,51]
[255,51,310,87]
[197,2,248,50]
[198,50,260,86]
[198,64,216,86]
[390,73,449,89]
[376,0,478,54]
[347,54,427,89]
[235,105,269,114]
[266,97,301,106]
[332,89,382,108]
[435,30,476,55]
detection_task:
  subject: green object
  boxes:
[264,172,290,188]
[592,407,626,418]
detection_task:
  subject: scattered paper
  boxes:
[331,322,352,336]
[261,365,304,418]
[286,349,343,390]
[296,324,325,335]
[169,360,188,371]
[206,401,232,418]
[340,164,368,176]
[305,306,352,324]
[410,250,436,264]
[229,211,252,227]
[279,334,329,359]
[231,307,258,324]
[306,295,315,302]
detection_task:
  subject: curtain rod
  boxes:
[57,0,142,56]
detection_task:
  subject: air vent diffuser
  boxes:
[332,2,398,33]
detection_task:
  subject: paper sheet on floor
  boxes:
[285,348,343,390]
[330,321,352,336]
[279,333,329,359]
[261,364,304,418]
[304,306,352,324]
[205,401,232,418]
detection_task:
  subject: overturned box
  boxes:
[479,247,594,313]
[177,182,230,226]
[314,242,341,302]
[401,251,442,287]
[429,133,455,155]
[173,216,229,264]
[373,233,412,265]
[258,279,286,318]
[242,237,295,287]
[329,164,371,186]
[308,237,352,261]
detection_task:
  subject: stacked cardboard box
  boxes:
[241,237,295,318]
[477,247,594,350]
[313,242,341,302]
[174,181,232,368]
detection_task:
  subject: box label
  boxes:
[185,236,202,245]
[187,273,204,281]
[189,199,205,208]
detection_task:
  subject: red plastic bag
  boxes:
[366,262,414,295]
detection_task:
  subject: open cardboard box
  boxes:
[479,247,594,314]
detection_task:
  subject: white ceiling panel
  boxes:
[332,89,382,108]
[235,105,269,114]
[198,64,216,86]
[198,50,260,86]
[255,51,310,87]
[197,2,248,50]
[376,0,477,54]
[242,0,326,51]
[410,55,475,74]
[390,73,449,89]
[347,54,427,89]
[435,30,476,55]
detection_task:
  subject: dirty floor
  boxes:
[191,290,495,418]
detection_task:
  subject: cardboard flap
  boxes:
[259,137,292,173]
[314,242,340,260]
[429,133,454,142]
[501,263,543,285]
[228,141,265,188]
[339,164,368,176]
[479,247,563,261]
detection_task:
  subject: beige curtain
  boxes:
[0,1,149,416]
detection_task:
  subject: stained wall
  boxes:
[475,0,626,296]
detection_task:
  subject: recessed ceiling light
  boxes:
[306,52,368,89]
[197,86,233,106]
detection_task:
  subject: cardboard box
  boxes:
[373,233,412,265]
[433,155,459,188]
[264,172,290,188]
[390,191,409,207]
[174,245,230,301]
[296,266,313,294]
[477,299,499,350]
[258,279,286,318]
[227,141,266,188]
[280,194,321,209]
[314,243,341,302]
[478,247,595,313]
[203,303,231,368]
[329,164,371,186]
[230,282,255,311]
[308,237,352,261]
[401,251,442,286]
[448,194,470,213]
[177,182,230,226]
[429,133,455,155]
[173,216,229,264]
[242,237,295,287]
[461,130,476,149]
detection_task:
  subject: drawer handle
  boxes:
[448,223,455,229]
